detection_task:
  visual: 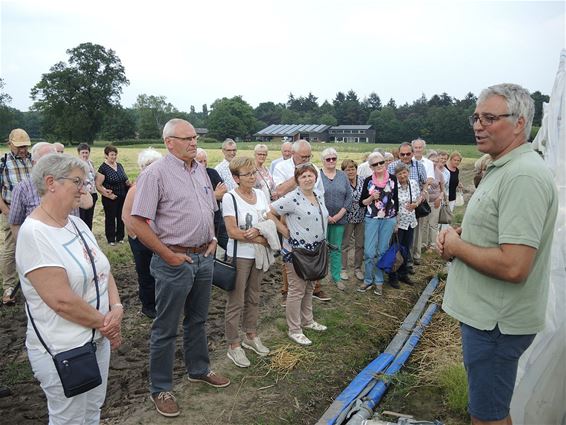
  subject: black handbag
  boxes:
[291,199,329,281]
[409,180,431,219]
[212,193,238,291]
[26,219,102,398]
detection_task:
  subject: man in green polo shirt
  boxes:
[437,83,558,425]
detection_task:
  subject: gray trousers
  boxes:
[149,253,213,394]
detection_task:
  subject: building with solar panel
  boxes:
[254,124,375,143]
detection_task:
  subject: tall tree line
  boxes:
[1,43,549,144]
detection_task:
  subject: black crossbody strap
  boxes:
[26,218,100,357]
[218,193,238,263]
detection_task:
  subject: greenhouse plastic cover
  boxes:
[510,49,566,425]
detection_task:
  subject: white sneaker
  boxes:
[242,336,270,357]
[340,270,349,280]
[288,332,312,345]
[373,286,383,296]
[303,321,327,332]
[355,270,365,281]
[227,346,250,368]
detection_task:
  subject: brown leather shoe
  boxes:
[312,290,331,301]
[188,370,230,388]
[151,391,180,417]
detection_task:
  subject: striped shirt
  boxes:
[8,178,79,225]
[0,151,33,204]
[132,154,217,247]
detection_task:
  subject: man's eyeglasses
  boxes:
[224,148,237,153]
[468,114,515,127]
[370,160,386,167]
[57,176,86,190]
[238,170,257,177]
[399,152,412,157]
[324,157,337,162]
[169,135,199,142]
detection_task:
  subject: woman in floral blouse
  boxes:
[340,159,365,282]
[358,152,398,295]
[390,163,423,286]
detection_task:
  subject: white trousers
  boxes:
[28,338,111,425]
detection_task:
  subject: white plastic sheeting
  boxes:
[510,49,566,425]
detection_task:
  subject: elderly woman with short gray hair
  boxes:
[122,148,163,319]
[253,144,275,201]
[16,154,122,424]
[320,148,352,289]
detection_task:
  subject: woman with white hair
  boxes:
[122,148,163,319]
[253,144,275,201]
[16,154,122,424]
[320,147,352,289]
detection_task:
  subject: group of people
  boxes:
[1,83,558,425]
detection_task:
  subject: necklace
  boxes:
[40,204,77,237]
[237,188,255,201]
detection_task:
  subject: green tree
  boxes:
[208,96,258,140]
[367,106,402,144]
[30,43,129,143]
[254,102,284,125]
[133,94,178,138]
[531,91,549,127]
[99,106,136,140]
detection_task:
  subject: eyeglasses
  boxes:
[256,152,267,157]
[399,152,412,157]
[468,113,515,127]
[238,170,257,177]
[370,160,386,167]
[169,135,199,142]
[57,176,86,190]
[324,157,337,162]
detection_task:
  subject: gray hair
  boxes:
[31,142,56,162]
[32,154,89,196]
[196,147,207,159]
[477,83,535,139]
[427,150,438,159]
[367,152,384,164]
[254,143,268,153]
[411,138,426,148]
[292,139,311,152]
[384,152,394,160]
[281,141,292,151]
[137,147,162,170]
[222,138,236,149]
[162,118,192,139]
[394,163,409,174]
[321,147,337,160]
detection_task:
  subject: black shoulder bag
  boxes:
[410,167,431,219]
[26,219,102,398]
[291,197,329,281]
[212,193,238,291]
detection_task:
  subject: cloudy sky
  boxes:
[1,0,564,112]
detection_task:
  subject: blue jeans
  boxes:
[128,236,155,312]
[363,217,396,286]
[149,253,214,394]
